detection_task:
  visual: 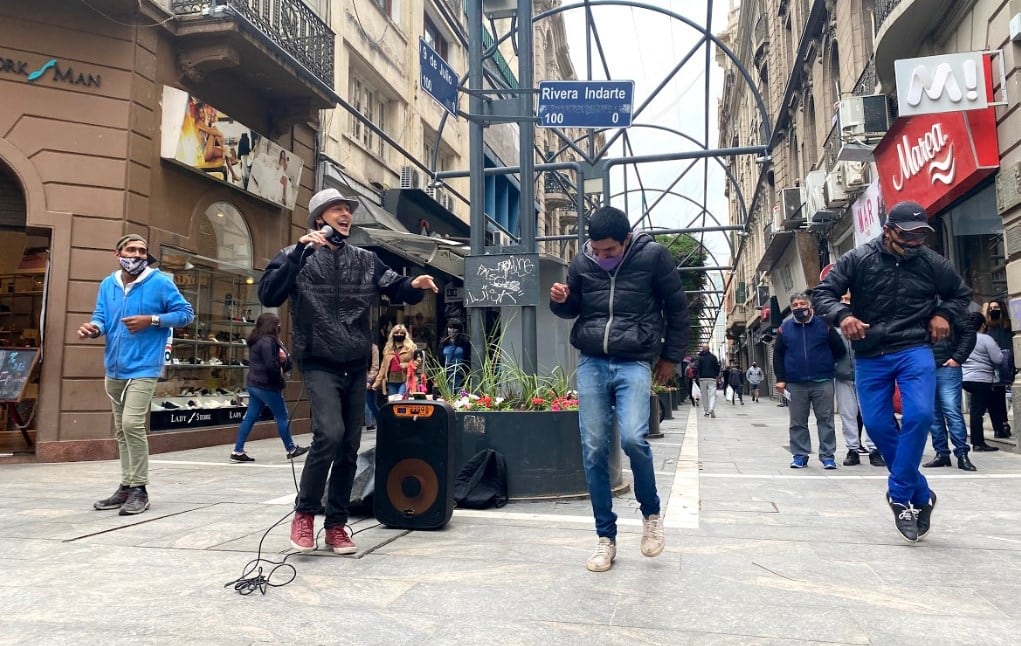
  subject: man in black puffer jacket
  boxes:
[260,188,438,555]
[813,201,971,543]
[550,206,689,572]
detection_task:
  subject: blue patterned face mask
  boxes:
[119,256,147,275]
[595,255,622,272]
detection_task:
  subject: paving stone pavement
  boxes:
[1,394,1020,645]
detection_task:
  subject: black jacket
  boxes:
[246,335,292,391]
[931,311,977,367]
[549,233,690,363]
[259,242,423,370]
[695,350,720,379]
[812,237,971,358]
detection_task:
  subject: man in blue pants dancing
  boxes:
[812,201,971,542]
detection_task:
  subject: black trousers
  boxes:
[294,367,367,528]
[989,384,1009,433]
[962,381,996,446]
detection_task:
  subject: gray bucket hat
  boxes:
[308,188,359,228]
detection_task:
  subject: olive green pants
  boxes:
[104,377,156,487]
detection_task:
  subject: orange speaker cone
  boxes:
[385,458,439,517]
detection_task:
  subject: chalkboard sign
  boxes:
[464,253,540,308]
[0,348,40,402]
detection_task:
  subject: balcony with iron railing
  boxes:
[872,0,942,93]
[822,122,839,173]
[171,0,336,109]
[543,170,575,208]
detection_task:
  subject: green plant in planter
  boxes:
[424,329,578,412]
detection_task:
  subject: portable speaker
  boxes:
[374,400,456,530]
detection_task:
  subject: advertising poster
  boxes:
[160,86,302,210]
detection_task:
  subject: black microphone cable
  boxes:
[223,378,385,595]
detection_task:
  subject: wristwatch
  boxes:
[151,315,160,328]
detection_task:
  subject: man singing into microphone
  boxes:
[260,188,438,553]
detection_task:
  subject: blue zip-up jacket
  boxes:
[90,268,195,379]
[773,315,846,383]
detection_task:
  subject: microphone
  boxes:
[317,224,334,238]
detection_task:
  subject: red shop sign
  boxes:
[874,107,999,215]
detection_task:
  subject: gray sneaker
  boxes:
[586,537,616,572]
[119,487,150,516]
[641,514,665,557]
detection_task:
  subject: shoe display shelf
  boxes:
[152,260,264,431]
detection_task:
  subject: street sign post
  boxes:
[536,80,634,129]
[420,37,458,116]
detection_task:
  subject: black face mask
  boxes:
[990,310,1002,321]
[393,335,406,342]
[793,308,811,323]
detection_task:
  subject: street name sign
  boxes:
[536,80,634,129]
[420,37,458,116]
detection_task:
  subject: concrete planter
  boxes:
[657,391,673,420]
[455,410,625,501]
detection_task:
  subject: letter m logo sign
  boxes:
[894,52,990,118]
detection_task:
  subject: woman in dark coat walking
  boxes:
[230,313,308,462]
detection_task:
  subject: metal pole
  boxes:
[518,0,537,375]
[468,0,486,372]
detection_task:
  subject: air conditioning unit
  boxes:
[399,166,421,189]
[824,166,849,207]
[440,192,455,211]
[838,95,892,141]
[843,161,870,189]
[779,187,806,228]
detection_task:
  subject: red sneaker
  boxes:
[324,525,357,554]
[289,511,315,551]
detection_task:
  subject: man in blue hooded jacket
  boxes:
[79,234,194,515]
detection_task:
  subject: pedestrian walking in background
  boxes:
[80,234,195,516]
[773,292,846,470]
[364,342,380,430]
[374,324,417,399]
[962,311,1004,452]
[983,300,1013,438]
[550,205,689,572]
[746,362,764,402]
[695,344,721,417]
[924,310,977,470]
[813,201,972,543]
[726,364,745,404]
[230,313,308,463]
[440,319,471,393]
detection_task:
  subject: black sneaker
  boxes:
[915,491,937,540]
[93,485,130,510]
[843,450,861,466]
[230,452,255,463]
[119,487,149,516]
[922,454,951,468]
[855,446,871,455]
[286,445,309,460]
[887,494,918,543]
[868,450,886,467]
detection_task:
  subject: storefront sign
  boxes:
[159,86,303,210]
[851,179,884,248]
[769,241,807,301]
[894,52,989,117]
[873,107,999,215]
[0,55,101,87]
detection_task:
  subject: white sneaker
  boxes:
[641,514,665,557]
[586,537,616,572]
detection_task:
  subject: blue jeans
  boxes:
[233,386,295,453]
[855,346,935,506]
[364,386,379,426]
[576,354,660,540]
[386,382,406,398]
[930,365,969,457]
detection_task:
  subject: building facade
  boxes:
[719,0,1018,451]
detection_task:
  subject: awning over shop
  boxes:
[347,227,468,279]
[383,188,470,241]
[755,231,794,273]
